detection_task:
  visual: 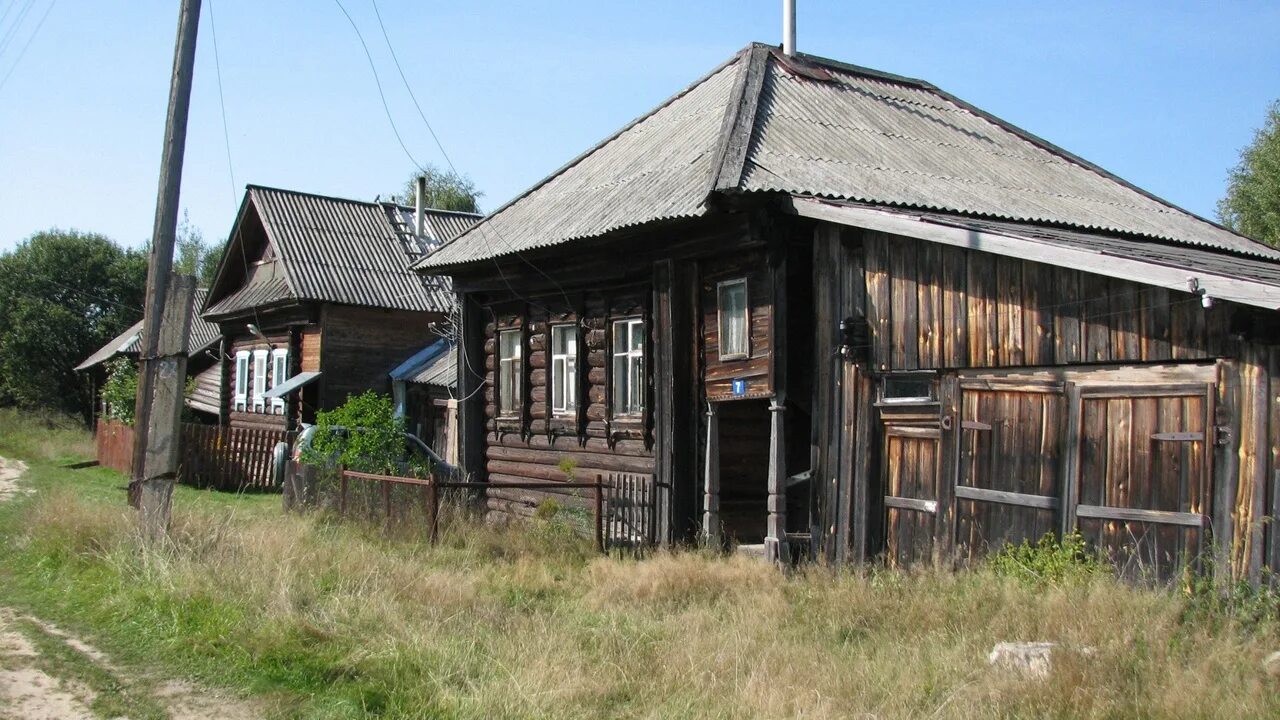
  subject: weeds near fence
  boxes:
[989,531,1107,587]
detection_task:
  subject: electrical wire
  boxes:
[331,0,425,174]
[205,0,237,211]
[0,0,52,93]
[0,0,37,61]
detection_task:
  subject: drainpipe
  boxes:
[782,0,796,56]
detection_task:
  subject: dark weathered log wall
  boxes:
[701,250,773,400]
[319,305,443,410]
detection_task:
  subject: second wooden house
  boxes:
[202,185,480,435]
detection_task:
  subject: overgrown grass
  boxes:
[1,413,1279,718]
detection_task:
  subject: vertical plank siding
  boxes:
[858,232,1219,372]
[97,420,288,490]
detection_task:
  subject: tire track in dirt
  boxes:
[0,455,263,719]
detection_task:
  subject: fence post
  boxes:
[428,474,440,546]
[338,465,348,519]
[595,474,605,554]
[382,478,392,532]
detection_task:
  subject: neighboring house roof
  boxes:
[389,339,456,389]
[417,42,1279,272]
[205,186,481,319]
[75,289,221,371]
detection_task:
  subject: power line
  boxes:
[368,0,454,172]
[0,0,52,93]
[331,0,424,173]
[0,0,37,60]
[205,0,237,211]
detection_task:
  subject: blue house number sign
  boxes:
[731,378,746,396]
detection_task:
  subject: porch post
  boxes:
[766,392,789,564]
[703,402,720,547]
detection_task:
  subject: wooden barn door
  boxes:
[954,380,1066,562]
[1068,384,1213,581]
[883,424,941,567]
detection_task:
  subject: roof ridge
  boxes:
[706,45,770,195]
[781,48,1278,259]
[246,183,385,208]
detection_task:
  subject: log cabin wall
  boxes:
[226,326,293,432]
[318,305,443,410]
[480,288,657,522]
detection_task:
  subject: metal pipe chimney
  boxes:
[782,0,796,56]
[415,175,427,243]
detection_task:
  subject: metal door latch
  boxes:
[1214,425,1233,446]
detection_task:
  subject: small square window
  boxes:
[717,278,749,360]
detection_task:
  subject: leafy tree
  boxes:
[172,210,224,286]
[0,229,147,420]
[1218,100,1280,247]
[389,164,483,214]
[100,357,139,424]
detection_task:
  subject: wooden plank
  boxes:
[995,256,1024,366]
[935,375,960,562]
[1213,360,1240,584]
[1075,504,1205,527]
[962,420,992,431]
[1054,268,1083,364]
[885,495,938,514]
[1140,286,1172,362]
[966,252,997,367]
[1110,280,1141,361]
[1022,261,1054,366]
[917,241,943,369]
[955,485,1061,510]
[1269,346,1280,577]
[850,368,873,564]
[864,233,892,370]
[889,238,919,370]
[885,425,941,440]
[940,245,968,369]
[1082,274,1111,363]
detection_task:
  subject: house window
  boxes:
[497,329,522,418]
[611,318,645,417]
[717,278,749,360]
[252,349,268,412]
[881,374,935,404]
[270,348,289,414]
[234,351,250,411]
[550,324,577,415]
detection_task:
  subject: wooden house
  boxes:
[76,288,223,421]
[416,43,1280,581]
[202,185,479,434]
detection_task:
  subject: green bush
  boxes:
[302,391,405,474]
[989,531,1105,586]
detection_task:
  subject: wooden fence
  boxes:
[337,470,657,553]
[95,420,290,491]
[95,419,135,475]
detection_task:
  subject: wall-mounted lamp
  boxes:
[1186,277,1214,308]
[246,323,276,351]
[838,316,867,361]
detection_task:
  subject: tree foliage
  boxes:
[1218,100,1280,248]
[173,211,225,286]
[100,357,138,424]
[304,391,405,474]
[0,229,147,419]
[390,164,483,214]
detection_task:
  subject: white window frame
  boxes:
[270,348,289,414]
[233,351,250,411]
[550,324,577,416]
[611,318,645,418]
[497,328,522,419]
[251,349,268,412]
[716,277,750,361]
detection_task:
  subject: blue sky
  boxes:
[1,1,1277,252]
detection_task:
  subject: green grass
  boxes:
[1,409,1279,718]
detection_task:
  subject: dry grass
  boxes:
[4,480,1280,718]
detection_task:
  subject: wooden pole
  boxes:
[703,402,721,548]
[339,466,348,519]
[594,475,605,553]
[428,474,440,545]
[130,0,202,540]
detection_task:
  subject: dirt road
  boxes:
[0,455,262,720]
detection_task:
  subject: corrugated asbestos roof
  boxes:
[414,52,745,268]
[76,289,221,371]
[186,362,222,416]
[389,339,456,388]
[205,186,480,318]
[418,43,1278,271]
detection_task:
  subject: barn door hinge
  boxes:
[1214,425,1233,446]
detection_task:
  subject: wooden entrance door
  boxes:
[954,381,1066,561]
[1068,384,1213,581]
[883,424,941,567]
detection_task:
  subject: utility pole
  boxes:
[130,0,202,540]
